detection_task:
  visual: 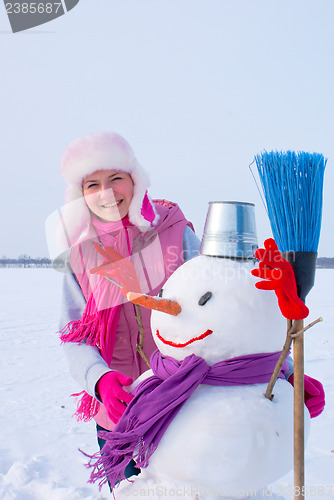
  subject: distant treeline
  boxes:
[0,257,52,268]
[1,256,334,269]
[316,257,334,269]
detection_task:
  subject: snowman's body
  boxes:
[116,256,310,499]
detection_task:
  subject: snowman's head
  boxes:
[129,255,287,365]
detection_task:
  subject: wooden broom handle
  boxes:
[293,318,305,498]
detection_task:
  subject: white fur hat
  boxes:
[59,131,159,248]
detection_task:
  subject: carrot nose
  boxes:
[127,292,181,316]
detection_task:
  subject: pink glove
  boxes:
[288,374,325,418]
[96,371,134,424]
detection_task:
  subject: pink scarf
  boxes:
[60,215,139,421]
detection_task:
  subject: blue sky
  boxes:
[1,0,333,257]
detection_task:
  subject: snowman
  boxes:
[90,203,312,500]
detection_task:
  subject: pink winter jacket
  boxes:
[62,200,199,430]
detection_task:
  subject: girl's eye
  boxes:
[86,183,98,189]
[198,291,212,306]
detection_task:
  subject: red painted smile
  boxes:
[156,329,213,348]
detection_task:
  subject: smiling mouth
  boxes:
[156,329,213,348]
[102,199,122,208]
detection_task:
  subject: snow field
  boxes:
[0,268,333,499]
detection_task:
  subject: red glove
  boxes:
[90,244,141,296]
[96,371,134,424]
[251,238,309,320]
[288,374,325,418]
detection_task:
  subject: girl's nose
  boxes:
[127,292,181,316]
[98,185,115,199]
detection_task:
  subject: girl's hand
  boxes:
[96,371,134,424]
[288,374,325,418]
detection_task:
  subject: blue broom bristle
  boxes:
[254,151,327,252]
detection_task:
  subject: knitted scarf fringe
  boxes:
[59,316,100,345]
[83,419,157,490]
[59,303,120,422]
[59,312,106,421]
[71,390,100,422]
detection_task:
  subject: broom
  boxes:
[253,150,326,499]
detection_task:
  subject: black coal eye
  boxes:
[158,289,163,297]
[198,291,212,306]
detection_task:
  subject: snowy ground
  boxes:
[0,268,333,500]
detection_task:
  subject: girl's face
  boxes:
[82,169,134,222]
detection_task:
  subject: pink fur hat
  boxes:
[59,131,159,246]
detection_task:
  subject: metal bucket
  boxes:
[200,201,258,259]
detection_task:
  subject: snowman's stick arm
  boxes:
[101,277,151,368]
[134,303,151,369]
[265,320,296,400]
[264,317,322,400]
[289,317,322,338]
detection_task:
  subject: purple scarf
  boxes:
[88,349,288,488]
